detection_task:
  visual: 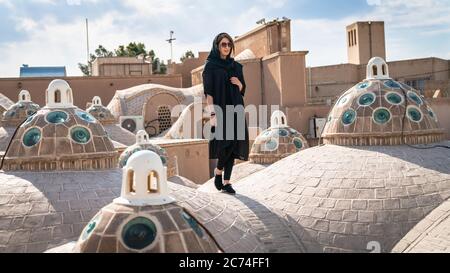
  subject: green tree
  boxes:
[78,45,113,76]
[94,45,113,57]
[115,42,148,57]
[152,58,167,74]
[180,50,195,62]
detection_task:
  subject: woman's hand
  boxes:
[230,77,243,91]
[210,114,217,127]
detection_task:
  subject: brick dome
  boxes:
[86,96,117,125]
[250,111,308,164]
[2,80,117,171]
[322,57,444,146]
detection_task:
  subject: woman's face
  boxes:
[218,37,232,58]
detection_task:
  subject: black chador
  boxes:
[202,34,249,162]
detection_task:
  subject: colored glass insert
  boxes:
[373,108,391,124]
[407,107,422,122]
[23,128,41,147]
[358,93,375,106]
[357,82,370,90]
[70,127,91,144]
[76,110,96,123]
[182,211,204,238]
[160,156,167,165]
[386,92,403,105]
[26,110,37,116]
[81,214,101,241]
[278,129,289,137]
[265,138,278,151]
[5,111,15,117]
[122,217,157,250]
[384,80,401,89]
[46,111,68,124]
[338,94,350,105]
[23,115,35,125]
[427,107,437,121]
[341,109,356,125]
[293,138,303,150]
[407,91,423,105]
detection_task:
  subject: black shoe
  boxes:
[214,174,223,191]
[222,184,236,195]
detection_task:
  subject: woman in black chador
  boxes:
[202,32,249,195]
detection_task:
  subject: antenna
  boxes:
[166,30,176,63]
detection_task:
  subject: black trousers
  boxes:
[216,146,235,181]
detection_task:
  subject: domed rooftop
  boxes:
[1,90,40,127]
[119,129,170,168]
[86,96,136,147]
[235,143,450,252]
[0,93,14,115]
[36,150,265,253]
[74,150,222,253]
[2,80,117,171]
[250,110,308,164]
[392,197,450,253]
[0,91,40,152]
[322,57,444,146]
[235,49,256,61]
[229,59,450,253]
[86,96,117,125]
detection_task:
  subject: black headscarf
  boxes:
[205,32,237,76]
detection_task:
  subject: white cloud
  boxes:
[292,17,357,67]
[122,0,184,16]
[292,0,450,67]
[15,18,38,32]
[0,8,216,77]
[366,0,450,28]
[0,0,13,9]
[0,0,448,77]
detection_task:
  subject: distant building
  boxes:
[91,56,153,77]
[346,21,386,65]
[19,64,66,78]
[191,19,450,140]
[167,52,208,88]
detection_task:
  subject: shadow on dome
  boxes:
[347,142,450,175]
[229,194,308,253]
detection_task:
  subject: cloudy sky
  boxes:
[0,0,449,77]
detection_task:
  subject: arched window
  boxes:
[348,31,352,47]
[127,169,135,193]
[350,31,353,46]
[54,90,61,103]
[22,94,26,100]
[147,171,159,193]
[281,117,285,125]
[382,65,386,75]
[275,117,279,125]
[372,65,378,76]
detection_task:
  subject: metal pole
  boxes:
[166,31,176,63]
[86,18,90,76]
